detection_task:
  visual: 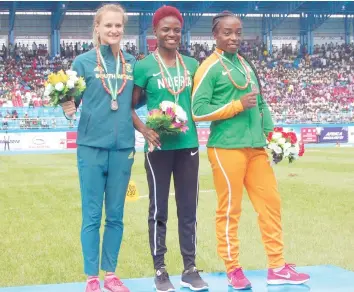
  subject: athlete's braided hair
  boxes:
[212,10,240,33]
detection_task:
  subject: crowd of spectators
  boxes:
[1,40,354,129]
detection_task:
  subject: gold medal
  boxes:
[111,100,118,111]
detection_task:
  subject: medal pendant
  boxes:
[251,82,258,92]
[111,99,118,111]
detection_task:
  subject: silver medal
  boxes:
[111,100,118,111]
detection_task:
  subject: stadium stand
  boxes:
[1,1,354,129]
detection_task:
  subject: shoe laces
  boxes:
[231,268,246,279]
[111,276,123,286]
[285,263,297,272]
[187,267,203,277]
[88,279,100,290]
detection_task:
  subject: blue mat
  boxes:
[0,265,353,291]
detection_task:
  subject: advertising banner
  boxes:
[0,133,23,151]
[66,132,77,149]
[318,127,348,143]
[135,130,145,148]
[197,128,210,146]
[21,132,66,150]
[300,127,317,143]
[147,38,157,52]
[348,126,354,143]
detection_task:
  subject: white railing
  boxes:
[1,113,354,131]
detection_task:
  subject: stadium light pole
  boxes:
[8,2,17,46]
[50,2,67,57]
[345,15,350,45]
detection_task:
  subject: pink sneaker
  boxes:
[103,275,130,292]
[85,278,101,292]
[267,263,310,285]
[227,268,252,290]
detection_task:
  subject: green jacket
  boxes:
[192,48,274,149]
[71,45,136,150]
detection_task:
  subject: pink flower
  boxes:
[181,126,189,133]
[165,107,176,119]
[172,122,182,128]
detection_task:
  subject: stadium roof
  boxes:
[1,1,354,15]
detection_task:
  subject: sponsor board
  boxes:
[66,132,77,149]
[318,127,348,143]
[0,133,23,151]
[197,128,210,146]
[348,126,354,143]
[300,127,317,143]
[21,132,66,150]
[65,131,147,149]
[135,130,145,148]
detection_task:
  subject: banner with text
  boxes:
[348,126,354,143]
[66,132,77,149]
[0,133,23,151]
[318,127,348,143]
[300,127,317,143]
[21,132,66,150]
[197,128,210,146]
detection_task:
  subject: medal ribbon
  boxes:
[215,51,249,78]
[156,53,182,105]
[98,49,120,101]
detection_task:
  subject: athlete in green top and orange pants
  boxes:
[191,11,310,290]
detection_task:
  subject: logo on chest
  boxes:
[95,73,133,81]
[125,63,133,73]
[156,75,192,90]
[154,70,192,90]
[94,62,133,80]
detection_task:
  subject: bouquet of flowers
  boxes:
[266,127,305,165]
[146,101,189,136]
[43,70,86,106]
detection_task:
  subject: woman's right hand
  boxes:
[240,91,258,110]
[142,128,161,149]
[61,99,76,117]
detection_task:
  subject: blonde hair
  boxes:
[92,3,128,46]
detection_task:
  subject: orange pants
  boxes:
[207,147,285,272]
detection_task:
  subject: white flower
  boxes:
[272,132,282,140]
[283,142,292,150]
[67,79,75,89]
[278,137,286,145]
[55,82,64,92]
[69,75,79,83]
[160,101,175,112]
[45,84,54,94]
[273,145,283,154]
[66,70,77,77]
[268,142,278,151]
[284,148,291,157]
[43,90,50,97]
[290,145,299,154]
[175,105,188,122]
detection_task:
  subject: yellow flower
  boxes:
[48,73,61,85]
[57,70,69,83]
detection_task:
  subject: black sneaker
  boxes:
[180,267,209,291]
[154,267,175,292]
